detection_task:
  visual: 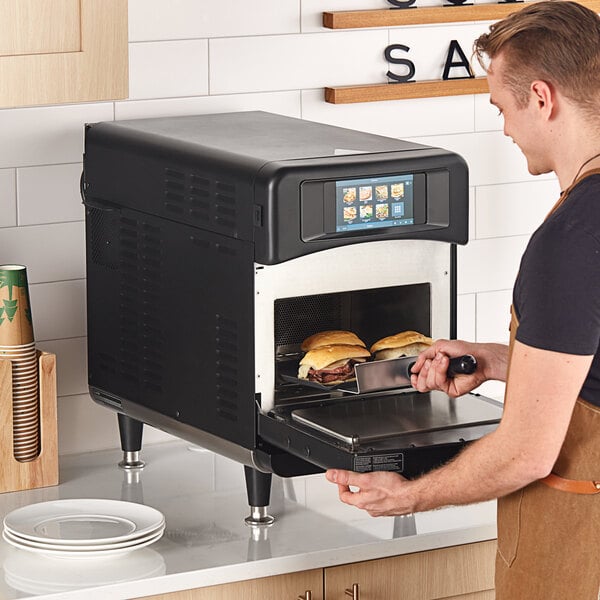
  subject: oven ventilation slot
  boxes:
[117,216,166,394]
[216,315,240,423]
[94,389,123,409]
[163,168,238,234]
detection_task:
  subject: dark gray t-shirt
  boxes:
[513,174,600,407]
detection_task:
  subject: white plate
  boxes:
[4,499,165,545]
[3,547,165,594]
[2,528,164,559]
[4,525,165,551]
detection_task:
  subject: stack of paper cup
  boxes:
[0,265,38,462]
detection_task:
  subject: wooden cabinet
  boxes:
[325,540,496,599]
[0,0,128,108]
[138,569,323,600]
[138,540,495,600]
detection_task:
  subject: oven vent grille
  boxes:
[117,217,166,394]
[163,168,238,233]
[215,314,239,423]
[88,207,118,270]
[274,294,344,347]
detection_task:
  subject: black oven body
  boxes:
[82,112,501,517]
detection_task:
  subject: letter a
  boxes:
[442,40,474,80]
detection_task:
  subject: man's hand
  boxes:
[325,469,416,517]
[410,339,508,397]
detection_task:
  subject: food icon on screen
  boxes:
[375,186,388,200]
[376,204,389,219]
[359,186,372,201]
[360,205,373,220]
[344,206,357,222]
[343,188,357,203]
[391,183,405,198]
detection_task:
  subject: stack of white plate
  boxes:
[2,499,165,559]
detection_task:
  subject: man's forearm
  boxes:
[408,427,538,512]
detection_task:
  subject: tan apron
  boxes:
[495,170,600,600]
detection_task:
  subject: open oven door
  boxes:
[258,389,503,478]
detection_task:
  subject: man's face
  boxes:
[487,54,552,176]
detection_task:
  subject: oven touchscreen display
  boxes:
[335,174,416,232]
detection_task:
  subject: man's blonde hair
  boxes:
[474,0,600,118]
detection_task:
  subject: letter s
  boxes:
[385,44,416,83]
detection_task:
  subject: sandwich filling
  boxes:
[300,357,367,384]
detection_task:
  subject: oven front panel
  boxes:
[254,239,453,413]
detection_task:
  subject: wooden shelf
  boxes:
[323,0,600,29]
[325,77,489,103]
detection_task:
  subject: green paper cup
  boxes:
[0,265,34,347]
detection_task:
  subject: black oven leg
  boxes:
[244,466,275,526]
[117,413,146,470]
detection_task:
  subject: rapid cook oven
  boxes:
[82,111,502,524]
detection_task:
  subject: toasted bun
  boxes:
[299,344,371,372]
[374,342,431,361]
[301,330,366,351]
[369,330,432,354]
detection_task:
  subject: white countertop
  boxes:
[0,441,497,600]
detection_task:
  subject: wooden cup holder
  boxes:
[0,351,59,493]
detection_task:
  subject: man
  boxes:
[325,2,600,597]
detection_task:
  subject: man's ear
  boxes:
[530,80,555,120]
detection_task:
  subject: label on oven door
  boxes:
[354,453,404,473]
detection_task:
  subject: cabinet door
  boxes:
[325,541,496,600]
[0,0,127,108]
[137,568,323,600]
[449,592,495,599]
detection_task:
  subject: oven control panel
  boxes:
[301,169,449,242]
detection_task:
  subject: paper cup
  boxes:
[0,266,34,346]
[13,429,38,439]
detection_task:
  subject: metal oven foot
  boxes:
[119,450,145,470]
[244,466,275,526]
[245,505,275,527]
[117,413,146,470]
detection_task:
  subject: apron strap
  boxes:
[541,472,600,495]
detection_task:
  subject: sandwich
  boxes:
[370,330,432,361]
[298,343,371,386]
[301,330,366,352]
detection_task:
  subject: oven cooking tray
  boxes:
[277,360,359,393]
[290,392,502,445]
[277,355,476,395]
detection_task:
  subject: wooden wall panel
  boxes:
[0,0,128,108]
[0,0,80,57]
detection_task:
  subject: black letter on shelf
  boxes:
[387,0,417,8]
[445,0,470,5]
[385,44,416,83]
[442,40,474,80]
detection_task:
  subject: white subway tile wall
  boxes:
[128,40,209,100]
[0,169,17,227]
[209,31,389,94]
[17,163,84,226]
[0,223,85,283]
[0,2,557,471]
